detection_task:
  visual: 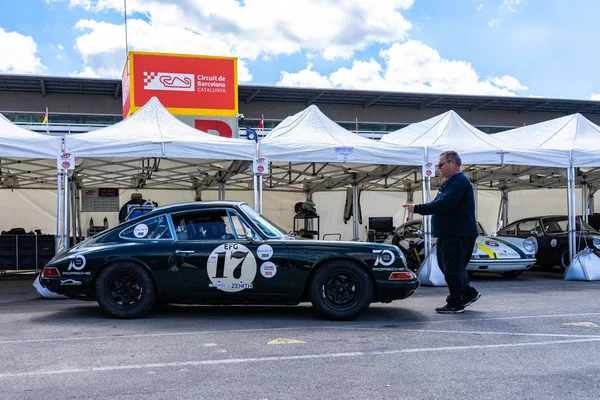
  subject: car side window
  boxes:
[170,209,235,241]
[517,220,537,236]
[119,215,172,240]
[228,211,260,240]
[501,223,517,236]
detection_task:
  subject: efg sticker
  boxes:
[257,244,274,260]
[133,223,149,238]
[550,239,558,247]
[207,243,257,293]
[260,262,277,278]
[68,255,86,271]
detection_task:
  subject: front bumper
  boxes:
[467,259,536,273]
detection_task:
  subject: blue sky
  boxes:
[1,0,599,100]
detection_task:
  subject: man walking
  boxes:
[403,150,480,314]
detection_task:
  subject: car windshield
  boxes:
[541,217,598,234]
[240,204,288,238]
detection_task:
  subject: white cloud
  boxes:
[277,40,529,96]
[477,4,484,11]
[491,75,528,91]
[500,0,523,12]
[68,0,414,78]
[487,17,504,28]
[278,64,333,88]
[590,93,600,101]
[70,66,100,78]
[0,27,47,74]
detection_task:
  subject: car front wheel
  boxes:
[95,262,156,319]
[308,260,373,321]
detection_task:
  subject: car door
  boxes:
[170,207,289,301]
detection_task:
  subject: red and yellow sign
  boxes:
[122,52,238,118]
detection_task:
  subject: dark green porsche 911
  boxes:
[41,201,418,320]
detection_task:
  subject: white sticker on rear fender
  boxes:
[373,249,395,266]
[551,239,558,247]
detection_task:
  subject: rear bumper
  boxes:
[39,276,94,297]
[374,278,420,301]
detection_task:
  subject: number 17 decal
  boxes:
[207,244,257,293]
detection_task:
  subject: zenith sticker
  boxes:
[550,239,558,247]
[68,255,86,271]
[260,262,277,278]
[207,243,257,293]
[60,279,82,286]
[133,224,149,238]
[373,249,395,266]
[256,244,274,260]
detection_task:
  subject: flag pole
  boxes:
[124,0,129,56]
[45,107,49,134]
[355,117,358,134]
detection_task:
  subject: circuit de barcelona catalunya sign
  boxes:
[122,52,238,118]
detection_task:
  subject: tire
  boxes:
[501,270,523,279]
[95,262,156,319]
[559,247,570,271]
[308,260,373,321]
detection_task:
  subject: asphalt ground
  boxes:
[1,270,599,400]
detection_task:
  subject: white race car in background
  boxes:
[386,220,537,279]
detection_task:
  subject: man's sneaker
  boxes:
[435,304,465,314]
[463,291,481,308]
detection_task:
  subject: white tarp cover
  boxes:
[259,105,424,165]
[66,97,255,160]
[0,114,62,158]
[492,113,600,167]
[381,110,564,167]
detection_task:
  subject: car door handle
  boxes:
[175,249,195,256]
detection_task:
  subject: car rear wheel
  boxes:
[308,260,373,321]
[501,270,523,279]
[95,262,156,319]
[559,247,570,270]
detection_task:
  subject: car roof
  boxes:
[149,201,248,215]
[508,215,569,224]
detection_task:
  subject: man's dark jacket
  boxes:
[414,172,478,238]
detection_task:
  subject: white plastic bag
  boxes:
[32,275,68,299]
[417,252,447,287]
[564,248,600,281]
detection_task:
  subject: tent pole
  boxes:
[218,183,225,201]
[405,190,414,222]
[590,189,596,214]
[258,175,263,214]
[63,171,70,250]
[55,170,63,254]
[253,174,259,212]
[582,183,589,223]
[567,158,576,267]
[422,147,432,260]
[70,178,77,247]
[473,183,479,220]
[352,183,359,241]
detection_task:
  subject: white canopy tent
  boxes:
[0,114,62,158]
[54,97,257,253]
[258,105,425,239]
[493,114,600,272]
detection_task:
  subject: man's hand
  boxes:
[402,203,415,213]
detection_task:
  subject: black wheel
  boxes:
[308,260,373,321]
[501,270,523,279]
[95,262,156,319]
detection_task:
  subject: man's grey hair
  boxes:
[439,150,462,167]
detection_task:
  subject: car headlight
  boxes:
[523,239,536,254]
[593,238,600,250]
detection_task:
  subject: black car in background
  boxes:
[40,201,418,320]
[495,216,600,269]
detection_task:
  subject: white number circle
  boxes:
[133,224,149,238]
[207,243,257,293]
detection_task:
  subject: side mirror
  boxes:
[244,228,255,242]
[416,229,423,236]
[490,232,497,237]
[530,230,540,237]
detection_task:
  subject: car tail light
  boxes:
[41,267,60,278]
[389,271,413,280]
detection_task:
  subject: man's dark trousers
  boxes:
[436,236,478,306]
